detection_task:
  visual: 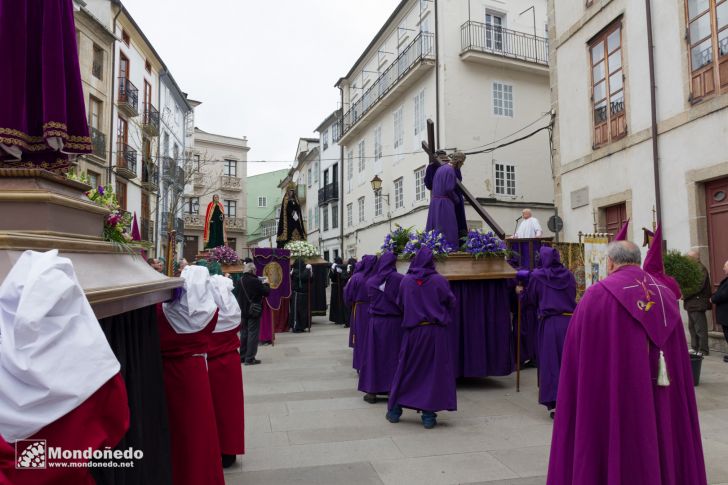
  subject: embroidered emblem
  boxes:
[635,277,656,312]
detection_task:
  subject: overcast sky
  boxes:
[120,0,400,176]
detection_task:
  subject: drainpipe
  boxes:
[108,3,122,186]
[339,87,345,257]
[434,0,441,147]
[645,0,662,227]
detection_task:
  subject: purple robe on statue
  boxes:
[358,252,404,395]
[425,163,459,248]
[523,247,576,410]
[425,163,466,240]
[0,0,92,170]
[344,255,376,368]
[388,247,457,413]
[547,264,706,485]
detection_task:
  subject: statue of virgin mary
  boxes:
[204,194,227,249]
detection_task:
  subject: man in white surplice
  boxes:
[514,209,543,238]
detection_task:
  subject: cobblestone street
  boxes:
[224,318,728,485]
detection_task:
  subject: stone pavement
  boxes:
[224,317,728,485]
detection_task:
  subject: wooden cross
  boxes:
[421,119,506,239]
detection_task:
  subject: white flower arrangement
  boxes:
[284,240,320,258]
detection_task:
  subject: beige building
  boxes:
[73,1,115,188]
[337,0,554,257]
[182,128,249,261]
[549,0,728,349]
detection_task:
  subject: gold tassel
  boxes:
[657,350,670,387]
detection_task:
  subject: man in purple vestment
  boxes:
[343,255,377,370]
[358,252,405,404]
[547,241,706,485]
[425,157,460,249]
[387,247,457,429]
[518,246,576,416]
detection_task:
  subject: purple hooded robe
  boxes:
[388,247,457,413]
[523,246,576,410]
[358,252,405,395]
[344,255,377,369]
[547,264,706,485]
[425,163,460,248]
[643,226,682,300]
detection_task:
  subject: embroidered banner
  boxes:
[252,248,291,310]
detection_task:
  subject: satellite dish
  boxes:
[548,215,564,233]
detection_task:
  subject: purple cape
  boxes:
[548,265,706,484]
[358,252,405,394]
[523,246,577,409]
[344,255,376,363]
[425,164,460,248]
[388,248,457,412]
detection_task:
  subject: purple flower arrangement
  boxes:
[464,229,508,258]
[380,225,413,255]
[208,245,240,265]
[401,229,455,260]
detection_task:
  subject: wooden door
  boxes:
[119,53,129,79]
[141,193,150,219]
[183,236,198,262]
[604,202,627,240]
[144,80,151,111]
[706,177,728,330]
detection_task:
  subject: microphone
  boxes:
[514,216,522,236]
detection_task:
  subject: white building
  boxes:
[336,0,554,258]
[182,128,249,261]
[315,110,343,262]
[549,0,728,349]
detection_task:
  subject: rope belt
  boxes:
[418,321,432,326]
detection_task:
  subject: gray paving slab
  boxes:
[227,317,728,484]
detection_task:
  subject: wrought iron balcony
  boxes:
[141,218,153,242]
[342,32,435,137]
[162,156,177,182]
[161,212,184,239]
[117,77,139,117]
[116,142,137,179]
[90,128,106,159]
[141,161,159,192]
[220,175,242,192]
[225,217,246,233]
[318,182,339,205]
[142,103,160,136]
[183,212,204,229]
[460,21,548,67]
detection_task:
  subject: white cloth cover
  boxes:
[162,265,217,334]
[515,217,543,238]
[209,275,242,333]
[0,250,120,443]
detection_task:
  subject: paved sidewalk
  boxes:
[224,317,728,485]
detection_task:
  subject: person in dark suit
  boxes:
[710,259,728,363]
[684,249,713,356]
[235,263,270,365]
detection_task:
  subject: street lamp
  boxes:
[370,175,392,230]
[370,174,383,193]
[192,199,200,214]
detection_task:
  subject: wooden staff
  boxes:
[307,268,312,332]
[516,297,522,392]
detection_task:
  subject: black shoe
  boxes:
[222,454,237,468]
[363,393,377,404]
[724,355,728,363]
[244,359,261,366]
[292,329,304,333]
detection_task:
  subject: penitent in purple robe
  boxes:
[425,163,460,248]
[388,247,457,413]
[643,225,682,300]
[547,264,706,485]
[523,247,576,410]
[358,252,405,395]
[344,255,377,368]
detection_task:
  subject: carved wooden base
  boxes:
[395,253,517,281]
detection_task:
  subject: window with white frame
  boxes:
[314,161,319,183]
[346,150,354,192]
[323,207,329,231]
[332,203,339,229]
[485,12,504,51]
[415,166,426,201]
[414,90,425,135]
[347,203,353,227]
[494,163,516,196]
[374,126,382,160]
[186,197,199,214]
[393,106,404,149]
[375,192,382,216]
[307,168,312,187]
[332,121,341,142]
[358,197,365,223]
[258,196,267,208]
[421,16,431,34]
[493,82,513,117]
[358,140,366,172]
[315,205,320,228]
[322,128,329,150]
[394,177,404,209]
[308,207,312,226]
[224,159,237,177]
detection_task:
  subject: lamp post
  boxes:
[371,175,392,231]
[192,199,200,214]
